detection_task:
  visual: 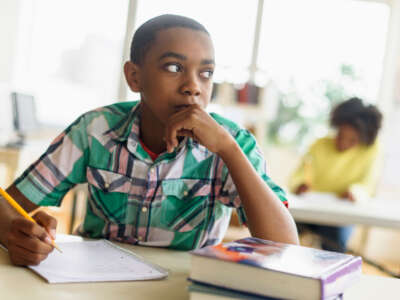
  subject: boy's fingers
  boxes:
[8,243,49,266]
[166,119,195,152]
[33,211,57,240]
[177,129,197,143]
[12,218,52,245]
[10,230,53,255]
[165,106,204,152]
[177,129,195,139]
[165,125,180,152]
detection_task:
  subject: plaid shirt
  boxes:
[15,101,288,250]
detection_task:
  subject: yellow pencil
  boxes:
[0,187,62,253]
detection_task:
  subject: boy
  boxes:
[0,14,298,266]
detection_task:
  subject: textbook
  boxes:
[189,237,361,300]
[188,283,343,300]
[29,239,168,283]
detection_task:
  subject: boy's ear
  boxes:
[124,61,142,92]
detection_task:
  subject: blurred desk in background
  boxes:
[0,139,54,186]
[0,147,20,187]
[289,192,400,229]
[289,192,400,254]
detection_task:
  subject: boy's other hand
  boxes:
[6,211,57,266]
[165,104,233,154]
[295,184,310,195]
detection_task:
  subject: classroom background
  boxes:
[1,0,400,277]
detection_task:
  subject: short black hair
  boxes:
[330,97,383,145]
[130,14,210,65]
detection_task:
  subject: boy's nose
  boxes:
[180,76,201,96]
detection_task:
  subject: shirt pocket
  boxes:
[160,179,211,232]
[86,166,131,223]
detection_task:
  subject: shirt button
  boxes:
[104,183,110,189]
[142,206,148,213]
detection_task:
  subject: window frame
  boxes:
[118,0,399,114]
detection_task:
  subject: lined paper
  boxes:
[29,240,168,283]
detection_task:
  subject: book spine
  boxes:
[321,257,362,299]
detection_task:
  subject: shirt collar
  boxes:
[104,102,140,143]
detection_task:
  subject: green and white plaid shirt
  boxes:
[15,101,288,250]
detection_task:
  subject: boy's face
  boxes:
[125,27,215,125]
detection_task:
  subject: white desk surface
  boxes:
[0,235,399,300]
[288,192,400,229]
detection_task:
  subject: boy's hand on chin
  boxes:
[164,104,233,154]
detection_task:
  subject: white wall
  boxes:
[0,0,21,142]
[0,84,13,144]
[0,0,20,83]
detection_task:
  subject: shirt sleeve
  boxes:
[14,114,90,206]
[217,129,288,225]
[349,141,382,202]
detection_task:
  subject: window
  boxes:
[257,0,390,145]
[134,0,258,83]
[14,0,129,125]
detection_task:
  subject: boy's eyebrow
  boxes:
[159,51,186,61]
[201,58,215,65]
[159,51,215,65]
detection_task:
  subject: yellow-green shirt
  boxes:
[288,137,381,199]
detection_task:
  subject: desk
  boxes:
[288,192,400,229]
[0,235,399,300]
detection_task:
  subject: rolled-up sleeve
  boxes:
[217,129,288,225]
[14,114,90,206]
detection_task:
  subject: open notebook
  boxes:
[29,239,168,283]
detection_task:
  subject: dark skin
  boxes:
[125,27,298,246]
[0,185,56,266]
[295,124,360,202]
[126,27,216,154]
[0,27,298,266]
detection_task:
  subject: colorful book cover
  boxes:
[190,237,361,299]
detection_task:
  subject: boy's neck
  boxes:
[139,107,166,155]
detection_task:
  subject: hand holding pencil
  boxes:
[0,187,61,266]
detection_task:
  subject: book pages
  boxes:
[29,240,168,283]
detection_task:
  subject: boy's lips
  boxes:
[173,104,191,112]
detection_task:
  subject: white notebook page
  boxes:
[29,240,168,283]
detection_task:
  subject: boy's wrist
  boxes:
[216,134,240,160]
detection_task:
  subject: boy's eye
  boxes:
[165,63,181,73]
[200,70,214,79]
